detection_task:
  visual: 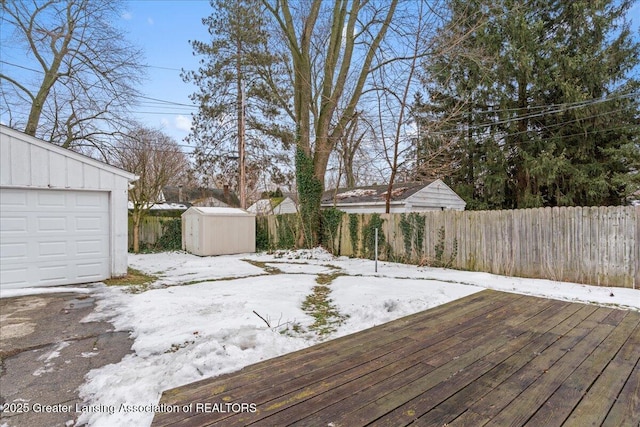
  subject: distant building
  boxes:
[128,185,241,214]
[321,180,466,214]
[247,194,298,215]
[162,185,241,208]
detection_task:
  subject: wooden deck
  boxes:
[152,290,640,427]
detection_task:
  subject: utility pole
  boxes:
[236,35,246,210]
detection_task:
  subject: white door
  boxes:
[0,188,110,289]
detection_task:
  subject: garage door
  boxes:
[0,188,110,289]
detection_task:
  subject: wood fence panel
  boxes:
[131,206,634,287]
[261,206,638,288]
[128,216,163,249]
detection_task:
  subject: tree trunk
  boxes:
[385,170,397,214]
[23,12,72,137]
[132,211,141,253]
[344,151,355,188]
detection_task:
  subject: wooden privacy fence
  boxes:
[258,206,639,288]
[128,215,182,251]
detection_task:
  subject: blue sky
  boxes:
[125,0,639,147]
[2,1,638,149]
[121,0,212,147]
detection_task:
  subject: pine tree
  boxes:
[525,0,640,206]
[183,0,294,202]
[419,0,640,209]
[417,0,512,209]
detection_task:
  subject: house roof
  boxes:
[321,181,436,205]
[127,201,189,210]
[282,192,298,203]
[163,186,241,208]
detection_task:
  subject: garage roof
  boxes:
[0,125,137,185]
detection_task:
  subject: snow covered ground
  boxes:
[2,249,638,426]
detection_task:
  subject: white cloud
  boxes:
[175,115,191,132]
[147,17,154,25]
[122,11,132,20]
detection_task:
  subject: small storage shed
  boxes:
[0,125,137,289]
[182,207,255,256]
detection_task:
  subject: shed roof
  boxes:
[321,181,435,205]
[184,207,254,217]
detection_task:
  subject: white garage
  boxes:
[0,125,136,289]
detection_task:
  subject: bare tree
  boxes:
[262,0,399,246]
[360,1,437,213]
[0,0,144,153]
[113,127,189,253]
[336,112,369,188]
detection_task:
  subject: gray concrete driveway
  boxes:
[0,289,132,427]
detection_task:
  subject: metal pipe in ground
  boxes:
[375,228,378,273]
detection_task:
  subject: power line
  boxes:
[138,95,197,108]
[0,59,184,74]
[0,60,41,73]
[131,110,195,115]
[142,64,183,72]
[415,92,639,138]
[1,60,199,112]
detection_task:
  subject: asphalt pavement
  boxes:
[0,290,132,427]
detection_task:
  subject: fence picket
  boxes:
[140,206,638,288]
[259,206,638,288]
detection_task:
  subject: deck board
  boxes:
[152,290,640,427]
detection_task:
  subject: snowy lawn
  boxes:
[2,248,638,426]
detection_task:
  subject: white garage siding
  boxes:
[0,125,136,289]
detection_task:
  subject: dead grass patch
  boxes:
[301,272,348,337]
[104,268,157,287]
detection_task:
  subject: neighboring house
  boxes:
[321,180,466,213]
[247,195,298,215]
[0,125,137,289]
[127,200,189,210]
[162,185,240,208]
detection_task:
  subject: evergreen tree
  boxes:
[419,0,639,209]
[183,0,295,200]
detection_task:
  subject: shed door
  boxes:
[0,188,110,289]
